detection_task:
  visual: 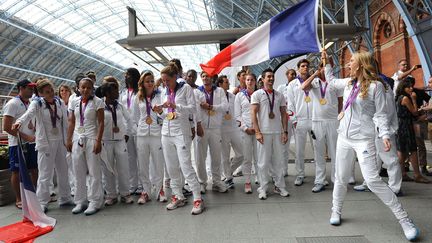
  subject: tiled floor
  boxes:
[1,143,432,242]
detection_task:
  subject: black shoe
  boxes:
[379,168,388,177]
[182,186,193,197]
[225,179,234,189]
[395,190,403,197]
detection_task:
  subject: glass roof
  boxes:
[0,0,218,73]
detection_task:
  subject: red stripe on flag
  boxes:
[200,45,232,76]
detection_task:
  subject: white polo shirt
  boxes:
[68,96,105,140]
[251,89,286,134]
[309,78,342,121]
[3,97,35,146]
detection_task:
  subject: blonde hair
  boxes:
[137,72,154,101]
[351,52,381,98]
[160,63,179,77]
[58,84,72,97]
[36,79,54,94]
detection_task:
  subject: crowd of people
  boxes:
[3,50,432,241]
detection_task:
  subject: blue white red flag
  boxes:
[200,0,321,76]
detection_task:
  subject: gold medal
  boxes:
[304,96,311,103]
[77,126,85,133]
[319,98,327,105]
[167,112,176,120]
[208,110,216,116]
[51,127,59,135]
[224,113,232,120]
[113,127,120,133]
[145,116,153,125]
[337,112,345,121]
[269,112,275,119]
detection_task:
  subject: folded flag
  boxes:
[200,0,321,76]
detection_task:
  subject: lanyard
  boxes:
[297,76,310,97]
[242,89,252,103]
[319,80,328,99]
[144,95,152,116]
[343,80,360,112]
[79,97,90,127]
[105,101,118,127]
[203,87,214,105]
[264,89,275,114]
[46,100,59,128]
[127,90,133,109]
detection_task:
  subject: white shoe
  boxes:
[166,196,186,210]
[212,182,228,193]
[312,184,325,193]
[330,211,341,225]
[348,177,356,185]
[158,189,167,202]
[104,197,118,206]
[258,189,267,200]
[84,204,99,216]
[399,218,419,241]
[244,182,252,194]
[274,187,289,197]
[120,195,134,204]
[200,184,206,194]
[353,183,369,192]
[323,180,330,186]
[294,176,304,186]
[137,192,150,205]
[72,204,86,214]
[191,199,204,215]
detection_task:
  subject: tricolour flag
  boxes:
[0,137,55,243]
[200,0,321,76]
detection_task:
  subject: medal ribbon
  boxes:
[319,80,328,99]
[79,97,89,127]
[242,89,252,103]
[225,93,230,114]
[145,95,152,116]
[264,89,275,115]
[46,100,59,128]
[105,101,118,127]
[297,76,310,97]
[127,90,133,109]
[343,80,360,112]
[203,87,214,105]
[168,88,176,113]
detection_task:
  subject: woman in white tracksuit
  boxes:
[14,79,72,212]
[325,51,419,241]
[99,80,134,206]
[300,66,341,192]
[234,73,259,193]
[66,78,105,216]
[217,75,244,189]
[119,68,141,194]
[155,63,204,215]
[133,72,167,204]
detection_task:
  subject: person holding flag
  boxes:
[251,68,289,199]
[13,79,72,212]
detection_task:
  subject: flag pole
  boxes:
[320,0,326,65]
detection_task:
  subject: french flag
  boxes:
[200,0,321,76]
[0,137,55,242]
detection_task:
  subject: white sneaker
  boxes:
[191,199,204,215]
[258,189,267,200]
[399,218,419,241]
[330,211,341,225]
[312,184,325,193]
[120,195,134,204]
[104,197,118,206]
[158,189,167,202]
[212,182,228,193]
[72,204,86,214]
[137,192,150,205]
[166,196,186,210]
[348,177,356,185]
[84,204,99,216]
[294,176,304,186]
[244,182,252,194]
[353,183,369,192]
[200,184,206,194]
[323,180,330,186]
[274,187,289,197]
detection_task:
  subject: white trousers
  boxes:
[162,135,201,200]
[282,119,295,173]
[102,140,130,198]
[332,135,408,220]
[375,134,402,193]
[312,120,338,184]
[136,136,164,195]
[37,139,71,206]
[257,134,287,192]
[126,136,139,191]
[195,128,223,185]
[221,129,244,181]
[241,133,258,182]
[294,120,313,177]
[72,138,103,207]
[66,151,75,195]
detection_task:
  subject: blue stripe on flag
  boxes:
[269,0,320,58]
[18,143,36,193]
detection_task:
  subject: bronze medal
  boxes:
[51,127,59,135]
[269,112,275,119]
[319,98,327,105]
[224,113,232,120]
[113,126,120,133]
[304,96,311,103]
[208,110,216,116]
[145,116,153,125]
[77,126,85,133]
[337,112,345,121]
